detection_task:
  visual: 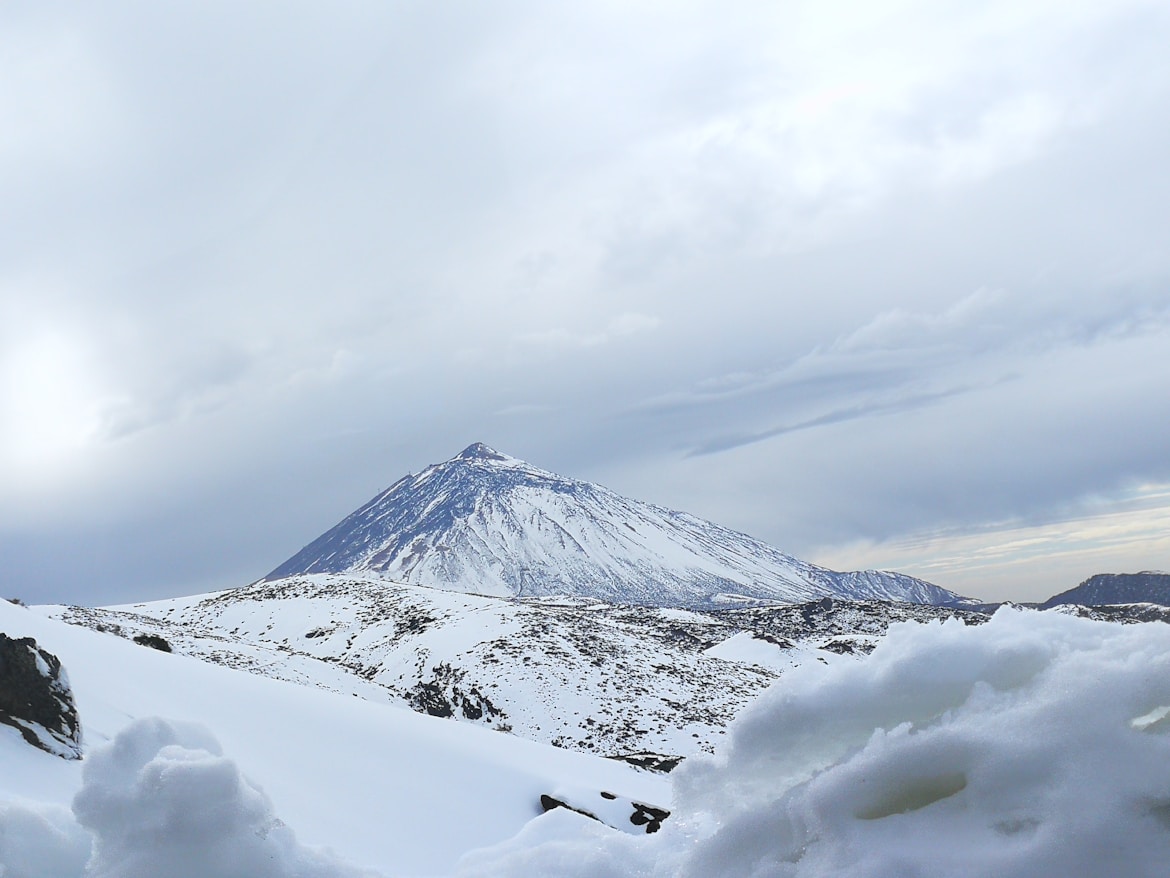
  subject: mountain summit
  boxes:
[264,443,968,607]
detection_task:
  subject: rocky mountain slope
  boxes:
[264,443,969,608]
[1041,571,1170,608]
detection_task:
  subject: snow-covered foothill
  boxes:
[457,608,1170,877]
[44,579,987,760]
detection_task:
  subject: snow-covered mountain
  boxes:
[265,443,968,608]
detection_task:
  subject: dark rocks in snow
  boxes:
[133,633,172,652]
[817,635,876,655]
[629,801,670,833]
[50,580,996,760]
[539,792,671,834]
[408,680,454,718]
[609,751,684,773]
[0,633,82,759]
[407,662,506,724]
[540,793,595,820]
[1047,603,1170,625]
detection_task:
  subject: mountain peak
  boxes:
[264,446,969,608]
[453,442,510,462]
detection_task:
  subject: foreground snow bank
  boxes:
[464,609,1170,877]
[2,718,376,878]
[6,609,1169,877]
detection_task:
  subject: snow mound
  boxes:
[3,718,377,878]
[0,800,90,878]
[461,609,1170,877]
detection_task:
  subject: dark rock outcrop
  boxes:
[133,633,173,652]
[0,633,82,759]
[540,791,671,834]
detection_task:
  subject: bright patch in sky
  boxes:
[0,331,105,487]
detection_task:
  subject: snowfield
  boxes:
[4,599,1170,877]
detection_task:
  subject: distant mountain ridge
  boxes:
[1041,571,1170,608]
[266,443,968,608]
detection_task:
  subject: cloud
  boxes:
[2,0,1170,602]
[687,381,987,456]
[515,313,662,349]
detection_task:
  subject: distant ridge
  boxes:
[265,443,971,608]
[1041,571,1170,608]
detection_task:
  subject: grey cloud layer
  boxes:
[2,0,1169,603]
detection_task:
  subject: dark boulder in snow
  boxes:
[132,633,173,652]
[0,633,82,759]
[540,790,671,834]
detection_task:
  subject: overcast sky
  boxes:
[3,0,1169,606]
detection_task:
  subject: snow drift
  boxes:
[462,608,1170,877]
[2,718,376,878]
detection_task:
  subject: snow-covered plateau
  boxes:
[5,597,1170,877]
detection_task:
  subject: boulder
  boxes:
[0,633,82,759]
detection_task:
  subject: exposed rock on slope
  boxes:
[264,443,969,608]
[0,632,82,759]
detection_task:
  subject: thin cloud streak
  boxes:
[687,382,987,457]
